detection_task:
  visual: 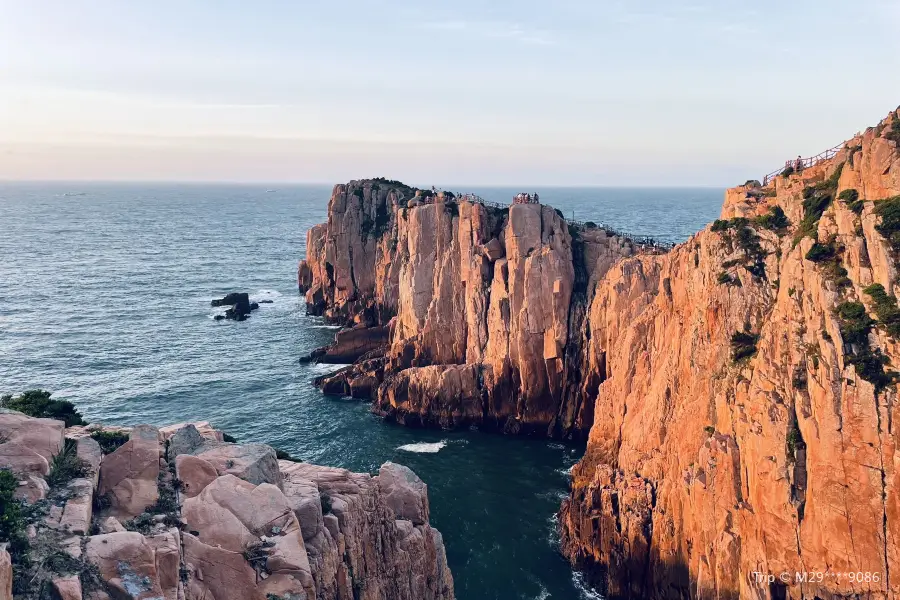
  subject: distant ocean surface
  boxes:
[0,182,723,600]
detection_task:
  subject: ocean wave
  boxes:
[309,325,342,329]
[306,362,350,373]
[572,572,605,599]
[397,440,447,453]
[534,586,551,600]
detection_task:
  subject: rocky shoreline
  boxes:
[0,402,453,600]
[298,110,900,598]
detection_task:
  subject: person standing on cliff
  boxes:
[794,155,803,172]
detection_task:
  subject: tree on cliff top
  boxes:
[0,389,86,427]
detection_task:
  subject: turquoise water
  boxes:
[0,182,723,599]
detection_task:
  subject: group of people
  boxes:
[513,192,540,204]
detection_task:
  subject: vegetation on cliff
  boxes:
[0,389,85,427]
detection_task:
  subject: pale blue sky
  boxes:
[1,0,898,185]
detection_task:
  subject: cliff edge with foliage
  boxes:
[559,109,900,599]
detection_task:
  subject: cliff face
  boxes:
[300,185,638,437]
[560,109,900,599]
[302,108,900,598]
[0,411,453,600]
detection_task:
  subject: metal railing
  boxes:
[762,143,844,186]
[415,193,675,252]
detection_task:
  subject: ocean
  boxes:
[0,182,723,599]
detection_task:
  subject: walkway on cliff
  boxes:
[762,142,844,185]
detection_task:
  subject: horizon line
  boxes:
[0,178,731,190]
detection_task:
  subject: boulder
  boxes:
[175,454,218,499]
[98,425,160,519]
[59,478,94,534]
[51,575,82,600]
[76,436,102,487]
[159,421,223,444]
[98,516,127,534]
[14,473,49,502]
[210,292,248,307]
[165,424,209,459]
[181,476,316,599]
[182,533,263,600]
[85,530,181,600]
[376,462,429,525]
[194,443,282,487]
[0,410,65,475]
[481,237,505,261]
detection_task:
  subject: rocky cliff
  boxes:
[0,409,453,600]
[301,109,900,598]
[558,109,900,599]
[299,185,640,438]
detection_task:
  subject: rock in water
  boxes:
[211,292,257,321]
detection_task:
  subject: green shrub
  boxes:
[731,331,759,363]
[90,430,130,454]
[711,219,730,232]
[886,120,900,144]
[838,189,863,214]
[781,166,795,178]
[786,423,803,459]
[863,283,900,339]
[0,390,86,426]
[584,221,597,229]
[46,439,90,488]
[0,469,29,563]
[703,426,716,436]
[752,206,790,231]
[805,243,835,263]
[874,196,900,253]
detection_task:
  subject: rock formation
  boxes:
[0,413,453,600]
[212,292,260,321]
[299,182,640,437]
[300,108,900,598]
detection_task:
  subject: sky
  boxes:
[0,0,898,186]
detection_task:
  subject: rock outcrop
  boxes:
[0,412,453,600]
[300,109,900,598]
[557,108,900,599]
[299,182,639,437]
[212,292,260,321]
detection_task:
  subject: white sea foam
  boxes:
[397,440,447,453]
[572,572,605,599]
[306,362,351,374]
[534,586,551,600]
[310,325,342,329]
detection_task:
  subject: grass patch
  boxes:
[46,439,90,488]
[0,389,86,427]
[731,331,759,363]
[90,430,130,454]
[863,283,900,339]
[0,470,29,566]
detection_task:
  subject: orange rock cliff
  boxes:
[300,108,900,598]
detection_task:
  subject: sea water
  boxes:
[0,182,722,599]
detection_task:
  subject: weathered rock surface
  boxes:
[1,416,453,600]
[556,109,900,598]
[97,425,160,519]
[299,183,637,437]
[0,409,65,477]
